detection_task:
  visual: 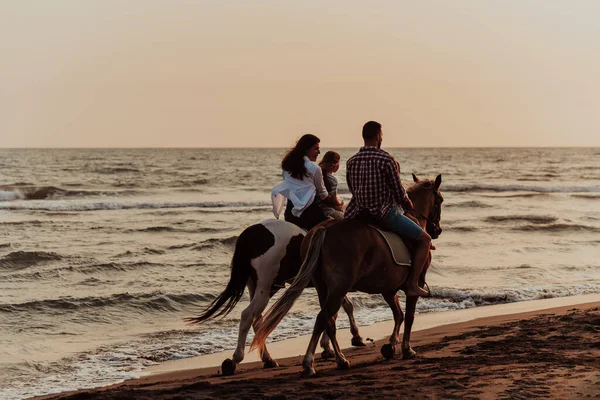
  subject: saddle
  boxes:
[369,225,412,267]
[369,225,431,296]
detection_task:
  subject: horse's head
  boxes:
[408,174,443,239]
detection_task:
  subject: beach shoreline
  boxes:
[33,294,600,399]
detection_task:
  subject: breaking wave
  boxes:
[0,185,142,202]
[419,284,600,312]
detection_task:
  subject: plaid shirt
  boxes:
[344,146,413,219]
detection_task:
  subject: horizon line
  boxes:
[1,145,599,150]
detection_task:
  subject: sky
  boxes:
[1,1,600,148]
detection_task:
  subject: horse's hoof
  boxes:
[263,359,279,369]
[337,359,351,370]
[351,336,367,347]
[321,349,335,359]
[402,348,417,360]
[381,344,396,360]
[221,358,236,376]
[301,367,317,377]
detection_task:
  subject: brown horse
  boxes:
[251,174,443,376]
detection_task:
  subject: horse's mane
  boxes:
[407,179,434,193]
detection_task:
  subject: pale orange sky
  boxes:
[1,1,599,148]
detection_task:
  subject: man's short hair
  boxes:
[362,121,382,141]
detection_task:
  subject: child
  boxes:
[318,151,344,220]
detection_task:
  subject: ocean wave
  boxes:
[143,247,166,255]
[193,206,271,214]
[70,261,168,274]
[450,226,479,232]
[0,292,215,315]
[445,183,600,193]
[420,285,600,312]
[192,236,238,250]
[0,200,269,211]
[4,261,172,280]
[485,215,559,224]
[0,190,25,201]
[0,186,67,201]
[0,220,46,226]
[166,243,197,250]
[94,167,141,174]
[570,194,600,200]
[0,251,63,270]
[0,185,142,202]
[482,193,550,198]
[512,223,600,233]
[443,200,492,209]
[135,226,179,233]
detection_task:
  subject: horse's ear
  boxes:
[412,173,420,183]
[434,174,442,190]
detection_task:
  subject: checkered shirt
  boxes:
[344,146,413,219]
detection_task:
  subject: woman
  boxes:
[318,151,345,220]
[271,134,331,231]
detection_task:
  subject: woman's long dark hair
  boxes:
[281,134,320,180]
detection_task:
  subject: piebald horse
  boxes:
[186,219,365,376]
[252,174,443,376]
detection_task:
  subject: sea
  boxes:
[1,147,599,399]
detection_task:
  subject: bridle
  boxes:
[412,188,443,236]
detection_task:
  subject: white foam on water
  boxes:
[0,190,24,201]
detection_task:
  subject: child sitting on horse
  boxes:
[318,151,344,220]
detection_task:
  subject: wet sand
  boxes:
[35,297,600,400]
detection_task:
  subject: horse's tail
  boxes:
[185,227,256,324]
[250,226,327,353]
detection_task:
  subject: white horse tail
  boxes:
[250,226,327,353]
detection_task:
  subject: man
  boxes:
[345,121,431,297]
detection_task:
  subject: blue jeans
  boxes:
[379,206,423,240]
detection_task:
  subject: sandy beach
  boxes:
[34,295,600,400]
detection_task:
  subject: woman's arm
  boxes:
[313,167,330,201]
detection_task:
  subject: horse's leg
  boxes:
[401,295,419,359]
[322,293,350,370]
[302,281,347,376]
[302,306,329,376]
[228,280,274,373]
[321,295,365,356]
[314,281,335,359]
[383,292,404,345]
[319,313,336,359]
[380,292,404,359]
[252,287,280,368]
[341,295,366,347]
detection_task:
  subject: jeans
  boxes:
[378,206,423,240]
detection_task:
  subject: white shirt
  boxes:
[272,156,329,218]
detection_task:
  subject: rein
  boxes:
[415,210,439,229]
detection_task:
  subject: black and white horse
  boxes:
[187,219,365,376]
